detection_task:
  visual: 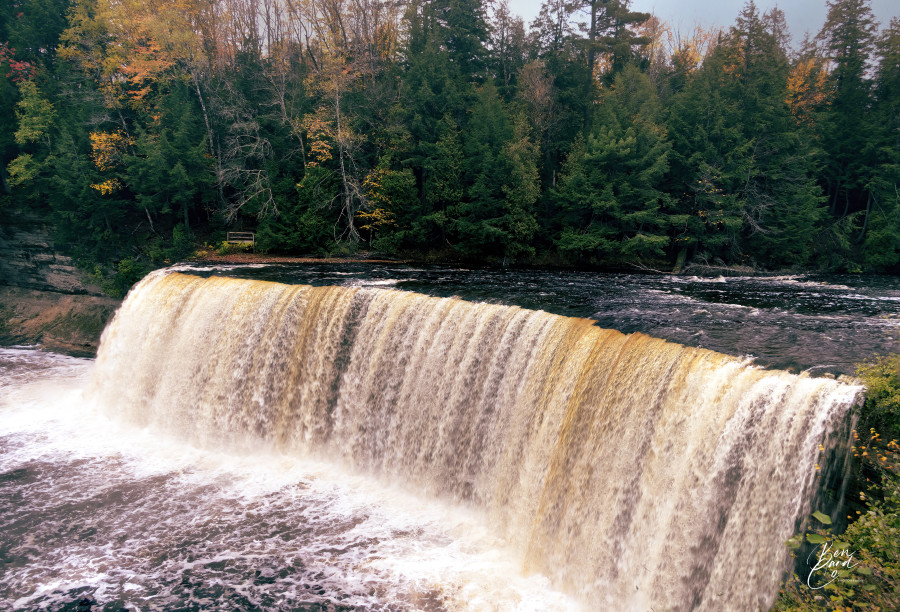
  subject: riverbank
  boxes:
[189,251,411,265]
[189,249,778,277]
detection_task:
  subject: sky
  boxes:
[510,1,900,43]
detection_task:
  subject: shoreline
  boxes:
[188,252,412,265]
[187,251,780,277]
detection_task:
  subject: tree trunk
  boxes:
[334,87,358,244]
[0,164,10,195]
[191,70,223,204]
[583,0,599,134]
[856,191,873,244]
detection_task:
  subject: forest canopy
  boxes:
[2,0,899,285]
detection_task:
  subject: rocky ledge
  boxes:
[0,287,120,357]
[1,208,120,356]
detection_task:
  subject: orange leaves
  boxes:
[669,24,720,75]
[786,58,832,126]
[121,39,174,103]
[60,0,201,110]
[89,130,132,171]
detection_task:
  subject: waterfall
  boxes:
[89,272,861,610]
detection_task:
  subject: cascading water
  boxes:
[87,271,862,610]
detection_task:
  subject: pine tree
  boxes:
[861,18,900,271]
[729,2,825,267]
[816,0,878,219]
[665,48,746,264]
[555,65,673,263]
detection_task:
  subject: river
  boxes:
[0,265,894,611]
[173,263,900,376]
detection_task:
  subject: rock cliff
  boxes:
[0,208,120,355]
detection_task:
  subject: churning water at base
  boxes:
[0,349,575,611]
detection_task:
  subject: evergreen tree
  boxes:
[125,83,214,235]
[729,2,825,266]
[555,65,672,263]
[448,83,515,257]
[665,48,746,264]
[862,18,900,271]
[2,0,898,280]
[572,0,650,131]
[816,0,878,220]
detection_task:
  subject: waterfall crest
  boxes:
[90,272,861,610]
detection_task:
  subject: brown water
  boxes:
[53,271,861,611]
[174,263,900,377]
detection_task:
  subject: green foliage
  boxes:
[776,478,900,611]
[857,355,900,443]
[359,158,419,254]
[13,80,56,145]
[256,167,335,255]
[445,82,540,261]
[553,66,673,264]
[6,153,38,186]
[665,49,746,262]
[100,257,152,299]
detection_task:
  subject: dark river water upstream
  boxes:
[176,263,900,376]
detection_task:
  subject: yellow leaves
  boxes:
[362,168,387,199]
[358,168,404,233]
[305,49,360,97]
[356,207,396,233]
[89,130,132,171]
[60,0,199,110]
[362,167,403,211]
[669,24,720,74]
[91,178,124,195]
[6,154,38,186]
[300,114,334,168]
[13,80,56,145]
[88,129,131,196]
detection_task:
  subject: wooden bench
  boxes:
[226,232,255,249]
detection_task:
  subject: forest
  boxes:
[1,0,899,292]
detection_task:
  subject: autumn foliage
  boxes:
[0,0,899,282]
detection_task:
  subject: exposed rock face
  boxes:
[0,286,119,356]
[0,209,103,295]
[0,208,120,355]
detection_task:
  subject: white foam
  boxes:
[0,349,579,611]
